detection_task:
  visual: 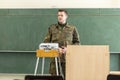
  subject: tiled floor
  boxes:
[0,74,25,80]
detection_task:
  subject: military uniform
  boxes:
[44,22,80,78]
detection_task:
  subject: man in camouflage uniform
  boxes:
[44,9,80,79]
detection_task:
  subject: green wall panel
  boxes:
[110,54,120,71]
[0,52,50,74]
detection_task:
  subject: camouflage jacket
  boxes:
[44,23,80,47]
[44,23,80,74]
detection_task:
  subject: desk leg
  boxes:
[34,57,39,75]
[41,57,45,75]
[55,57,59,75]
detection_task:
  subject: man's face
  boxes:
[57,11,68,24]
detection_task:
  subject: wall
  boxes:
[0,0,120,8]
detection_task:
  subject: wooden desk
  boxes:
[66,45,109,80]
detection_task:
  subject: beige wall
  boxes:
[0,0,120,8]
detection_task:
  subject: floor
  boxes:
[0,74,51,80]
[0,74,25,80]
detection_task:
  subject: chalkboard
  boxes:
[70,15,120,52]
[0,9,120,52]
[0,9,57,50]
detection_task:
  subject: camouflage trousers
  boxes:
[49,54,66,80]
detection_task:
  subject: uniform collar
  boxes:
[58,22,67,26]
[56,22,70,28]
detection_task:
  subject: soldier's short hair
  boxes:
[58,9,68,15]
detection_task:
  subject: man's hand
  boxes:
[58,47,67,54]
